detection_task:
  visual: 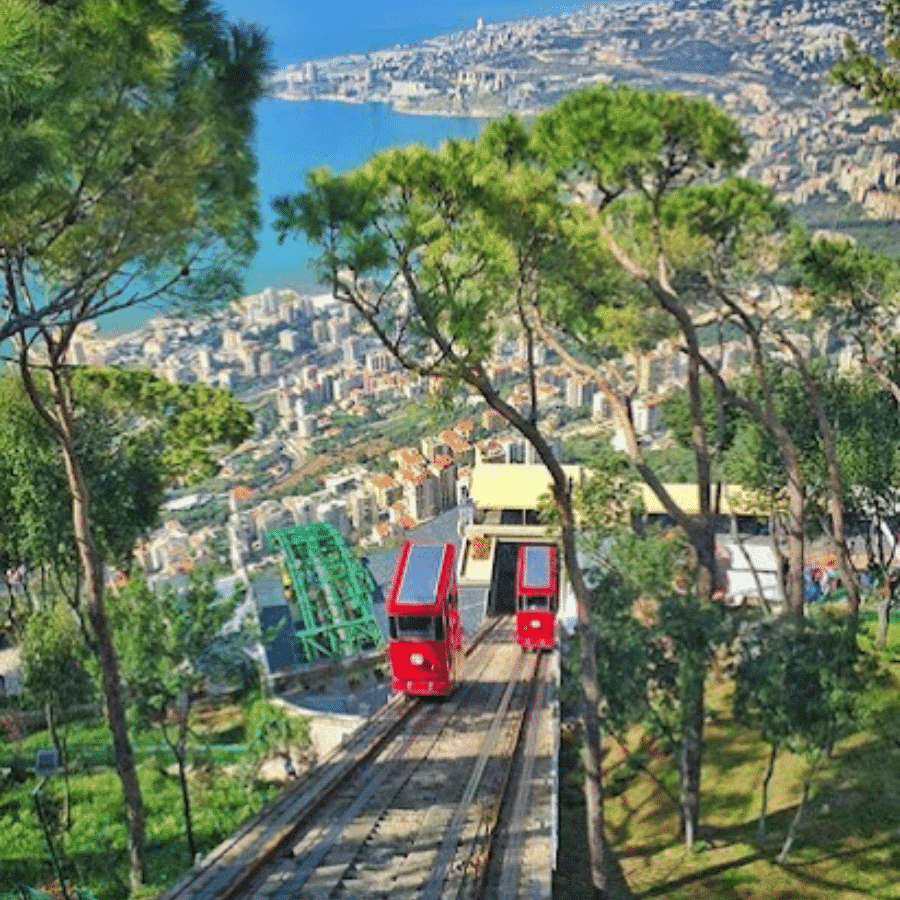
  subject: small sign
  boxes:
[34,748,60,777]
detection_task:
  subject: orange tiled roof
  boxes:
[441,430,470,453]
[400,447,426,466]
[232,485,253,501]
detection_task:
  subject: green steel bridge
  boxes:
[265,522,384,663]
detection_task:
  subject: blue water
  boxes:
[247,99,485,297]
[225,1,605,64]
[233,1,625,300]
[103,1,627,332]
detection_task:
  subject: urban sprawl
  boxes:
[274,0,897,218]
[71,0,897,592]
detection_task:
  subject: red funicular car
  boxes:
[387,541,464,696]
[515,543,558,650]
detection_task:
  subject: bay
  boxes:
[236,0,616,300]
[103,1,629,332]
[246,98,486,298]
[223,1,605,65]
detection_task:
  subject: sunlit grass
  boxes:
[0,699,290,899]
[555,615,900,899]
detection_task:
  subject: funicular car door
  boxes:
[447,564,463,649]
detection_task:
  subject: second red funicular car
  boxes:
[515,543,559,650]
[386,541,464,696]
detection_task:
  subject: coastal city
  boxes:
[65,285,672,589]
[64,0,896,598]
[5,2,900,897]
[273,0,899,220]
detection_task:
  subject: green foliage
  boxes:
[0,751,279,900]
[831,1,900,112]
[789,231,900,332]
[532,85,747,199]
[20,601,94,714]
[725,365,900,549]
[724,369,820,493]
[573,443,641,547]
[733,615,876,757]
[277,141,511,383]
[660,177,789,278]
[243,696,311,778]
[0,367,251,579]
[108,568,257,858]
[0,0,274,344]
[828,375,900,505]
[579,566,675,736]
[660,380,739,455]
[641,445,703,483]
[0,376,69,576]
[71,367,253,485]
[542,203,668,357]
[110,570,254,725]
[574,527,731,745]
[0,373,163,572]
[528,88,754,357]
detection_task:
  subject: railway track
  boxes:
[159,616,554,900]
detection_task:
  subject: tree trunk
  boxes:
[679,663,704,848]
[176,742,197,860]
[478,388,608,896]
[758,743,777,845]
[602,383,714,849]
[541,437,607,895]
[172,701,198,860]
[777,753,822,863]
[807,377,860,619]
[60,437,147,888]
[783,459,806,618]
[60,729,73,832]
[46,702,73,831]
[20,357,147,889]
[875,594,894,650]
[731,519,773,616]
[558,493,607,896]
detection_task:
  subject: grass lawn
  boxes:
[5,613,899,899]
[554,611,900,899]
[0,699,289,900]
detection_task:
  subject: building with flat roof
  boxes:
[468,462,585,524]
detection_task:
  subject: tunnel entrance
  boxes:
[489,541,519,615]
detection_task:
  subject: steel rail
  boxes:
[157,615,509,900]
[493,651,550,900]
[259,619,514,899]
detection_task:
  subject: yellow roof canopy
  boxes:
[469,466,767,519]
[470,463,585,511]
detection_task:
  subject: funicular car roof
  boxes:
[517,543,557,595]
[387,542,454,614]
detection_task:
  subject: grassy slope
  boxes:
[5,619,899,899]
[0,701,283,900]
[555,614,900,900]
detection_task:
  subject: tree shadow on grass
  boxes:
[632,850,761,898]
[613,690,900,899]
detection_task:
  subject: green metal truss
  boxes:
[265,522,384,663]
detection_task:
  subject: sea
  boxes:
[101,0,633,333]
